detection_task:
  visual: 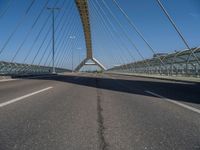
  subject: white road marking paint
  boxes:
[0,79,17,82]
[0,87,53,108]
[145,90,200,114]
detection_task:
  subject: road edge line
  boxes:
[145,90,200,114]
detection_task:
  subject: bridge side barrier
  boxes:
[0,61,70,76]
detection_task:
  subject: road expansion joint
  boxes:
[96,78,109,150]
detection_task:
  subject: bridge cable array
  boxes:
[0,0,199,76]
[0,0,85,74]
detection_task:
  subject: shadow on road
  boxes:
[20,74,200,104]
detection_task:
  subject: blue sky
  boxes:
[0,0,200,69]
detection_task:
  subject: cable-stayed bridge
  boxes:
[0,0,200,149]
[0,0,199,76]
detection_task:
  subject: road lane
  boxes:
[105,73,200,110]
[0,87,53,108]
[0,74,82,104]
[0,73,199,150]
[0,75,99,150]
[145,90,200,114]
[97,74,200,150]
[0,77,55,104]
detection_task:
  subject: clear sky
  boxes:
[0,0,200,70]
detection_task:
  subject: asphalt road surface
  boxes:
[0,73,199,150]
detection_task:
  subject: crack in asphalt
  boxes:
[96,78,108,150]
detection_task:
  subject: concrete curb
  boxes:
[106,72,200,84]
[0,76,12,80]
[0,74,57,82]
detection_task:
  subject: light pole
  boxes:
[47,7,60,74]
[69,36,76,72]
[77,47,82,64]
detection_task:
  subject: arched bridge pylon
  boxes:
[74,0,106,71]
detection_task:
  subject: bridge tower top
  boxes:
[75,0,92,59]
[75,0,106,71]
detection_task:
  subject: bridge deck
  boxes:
[0,73,199,149]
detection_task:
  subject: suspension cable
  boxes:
[101,0,150,68]
[0,0,13,19]
[112,0,166,67]
[11,0,50,62]
[0,0,36,55]
[90,0,131,69]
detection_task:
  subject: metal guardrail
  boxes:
[0,61,70,75]
[109,48,200,77]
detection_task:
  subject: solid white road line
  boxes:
[0,79,18,82]
[0,87,53,108]
[145,90,200,114]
